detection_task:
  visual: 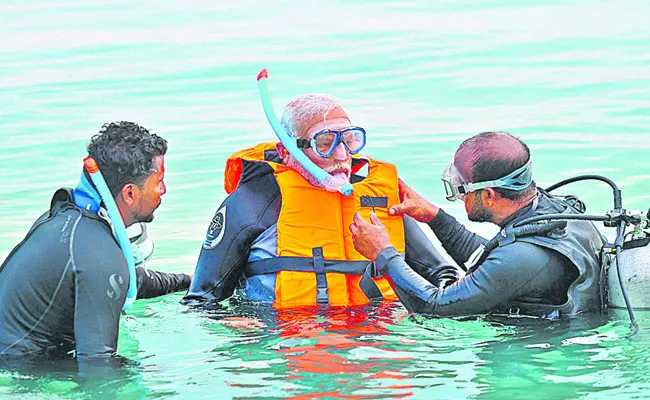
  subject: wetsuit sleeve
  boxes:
[427,209,488,269]
[403,216,459,287]
[377,240,562,316]
[71,222,127,361]
[136,267,191,299]
[185,166,280,303]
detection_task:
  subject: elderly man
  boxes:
[186,94,455,308]
[0,122,190,368]
[350,131,606,318]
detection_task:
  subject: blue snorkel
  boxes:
[73,157,137,311]
[256,69,354,196]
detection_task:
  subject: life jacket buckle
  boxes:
[316,287,329,305]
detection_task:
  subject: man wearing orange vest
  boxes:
[184,94,456,308]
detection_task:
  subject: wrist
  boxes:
[424,204,439,222]
[375,246,400,273]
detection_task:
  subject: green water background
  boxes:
[1,0,650,398]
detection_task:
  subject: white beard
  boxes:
[285,156,351,192]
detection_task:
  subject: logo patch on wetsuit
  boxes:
[107,274,124,300]
[204,206,226,249]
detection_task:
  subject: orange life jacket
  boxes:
[224,142,405,308]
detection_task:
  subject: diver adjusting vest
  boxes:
[225,142,405,308]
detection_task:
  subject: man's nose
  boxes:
[331,142,349,160]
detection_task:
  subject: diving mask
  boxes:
[127,222,155,266]
[295,127,367,158]
[442,159,533,201]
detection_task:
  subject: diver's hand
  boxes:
[350,212,392,261]
[389,179,440,223]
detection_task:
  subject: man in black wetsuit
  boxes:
[350,131,605,318]
[0,122,190,369]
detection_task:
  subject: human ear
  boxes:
[482,188,497,207]
[120,183,138,206]
[276,142,290,164]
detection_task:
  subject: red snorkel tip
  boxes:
[257,69,268,81]
[83,157,99,173]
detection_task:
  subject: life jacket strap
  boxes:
[359,263,384,301]
[245,258,371,276]
[245,256,387,302]
[312,247,329,305]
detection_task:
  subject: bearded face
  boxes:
[288,117,353,191]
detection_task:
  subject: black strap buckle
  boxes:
[312,247,329,306]
[316,287,329,305]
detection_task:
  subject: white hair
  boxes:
[280,93,345,138]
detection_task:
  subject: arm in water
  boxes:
[184,162,281,302]
[136,267,191,299]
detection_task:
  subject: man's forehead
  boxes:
[304,117,351,138]
[453,151,473,179]
[297,106,350,137]
[154,155,165,174]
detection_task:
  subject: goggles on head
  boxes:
[295,127,367,158]
[441,159,533,201]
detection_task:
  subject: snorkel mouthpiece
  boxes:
[256,69,354,196]
[82,157,138,311]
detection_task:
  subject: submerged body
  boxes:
[0,189,190,361]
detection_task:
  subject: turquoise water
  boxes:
[1,0,650,398]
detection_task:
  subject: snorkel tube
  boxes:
[82,157,137,311]
[256,69,353,196]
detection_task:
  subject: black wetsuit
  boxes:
[0,188,190,363]
[376,190,605,318]
[186,154,457,303]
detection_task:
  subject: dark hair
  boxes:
[458,131,536,200]
[87,121,168,198]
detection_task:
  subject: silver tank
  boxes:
[607,239,650,310]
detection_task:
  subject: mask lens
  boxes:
[441,159,465,201]
[314,132,338,156]
[442,179,458,201]
[342,128,366,154]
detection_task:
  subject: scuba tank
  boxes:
[604,221,650,310]
[515,174,650,335]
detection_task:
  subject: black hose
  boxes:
[545,174,622,209]
[614,220,639,337]
[514,213,610,227]
[469,220,567,274]
[540,175,640,334]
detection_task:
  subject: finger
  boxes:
[397,178,407,202]
[389,203,406,216]
[369,212,383,225]
[349,222,358,235]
